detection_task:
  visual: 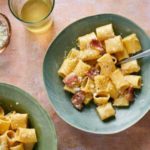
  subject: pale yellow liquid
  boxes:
[21,0,53,33]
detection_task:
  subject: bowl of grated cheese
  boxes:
[0,13,11,53]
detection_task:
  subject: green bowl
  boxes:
[0,83,57,149]
[43,14,150,134]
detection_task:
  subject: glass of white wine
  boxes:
[8,0,55,33]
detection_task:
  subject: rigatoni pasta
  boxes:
[16,128,37,143]
[5,130,16,146]
[73,60,91,77]
[58,23,142,121]
[79,49,100,61]
[121,60,140,74]
[78,32,97,50]
[58,58,78,77]
[0,117,11,134]
[96,24,115,41]
[10,113,28,130]
[81,77,95,93]
[124,75,142,89]
[64,85,76,94]
[105,36,124,54]
[67,48,80,59]
[96,103,115,120]
[94,92,110,105]
[113,95,129,107]
[83,93,93,105]
[107,81,119,99]
[115,47,129,61]
[0,134,8,150]
[122,33,142,54]
[97,53,116,76]
[110,69,130,92]
[0,107,37,150]
[94,75,109,93]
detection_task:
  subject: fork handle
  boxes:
[119,49,150,64]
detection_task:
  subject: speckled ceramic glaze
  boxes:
[0,83,57,149]
[43,14,150,134]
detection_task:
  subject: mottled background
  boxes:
[0,0,150,150]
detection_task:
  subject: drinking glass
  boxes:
[8,0,55,33]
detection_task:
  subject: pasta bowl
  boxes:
[43,14,150,134]
[0,83,57,149]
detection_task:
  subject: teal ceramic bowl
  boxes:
[43,14,150,134]
[0,83,57,149]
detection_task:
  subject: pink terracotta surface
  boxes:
[0,0,150,150]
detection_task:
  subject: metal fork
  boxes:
[118,49,150,64]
